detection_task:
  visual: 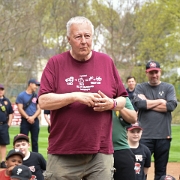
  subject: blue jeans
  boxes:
[140,139,171,180]
[20,117,39,152]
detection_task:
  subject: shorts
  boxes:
[44,153,114,180]
[0,123,10,145]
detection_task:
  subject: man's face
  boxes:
[0,88,5,98]
[29,83,39,92]
[127,78,136,90]
[146,70,161,86]
[67,23,93,61]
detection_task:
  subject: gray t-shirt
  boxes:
[133,82,177,139]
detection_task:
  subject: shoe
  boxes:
[0,161,6,168]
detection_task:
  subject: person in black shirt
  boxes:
[13,134,46,180]
[0,84,14,168]
[127,123,151,180]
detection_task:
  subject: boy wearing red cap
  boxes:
[127,123,151,180]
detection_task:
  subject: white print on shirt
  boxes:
[65,75,102,91]
[134,162,141,174]
[135,154,143,161]
[159,91,164,96]
[29,165,35,172]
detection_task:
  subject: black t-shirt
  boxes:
[131,143,151,180]
[23,152,46,180]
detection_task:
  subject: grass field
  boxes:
[7,125,180,162]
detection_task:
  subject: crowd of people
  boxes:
[0,16,178,180]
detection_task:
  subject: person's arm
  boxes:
[138,94,167,112]
[39,92,102,110]
[44,114,51,126]
[7,114,13,127]
[120,107,137,124]
[17,103,29,119]
[31,104,41,119]
[119,97,137,124]
[144,167,149,175]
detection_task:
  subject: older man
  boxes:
[38,16,127,180]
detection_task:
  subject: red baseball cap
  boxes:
[146,61,161,72]
[126,122,143,131]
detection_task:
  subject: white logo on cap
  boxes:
[17,168,23,175]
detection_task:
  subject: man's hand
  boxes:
[93,90,114,111]
[27,116,35,124]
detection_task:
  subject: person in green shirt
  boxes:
[113,97,137,180]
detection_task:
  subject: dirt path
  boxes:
[147,162,180,180]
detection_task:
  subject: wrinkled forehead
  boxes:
[70,23,93,34]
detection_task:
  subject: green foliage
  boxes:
[134,2,177,62]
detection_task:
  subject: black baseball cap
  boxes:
[13,134,29,145]
[126,122,143,131]
[160,175,176,180]
[11,164,32,180]
[146,61,161,72]
[28,78,40,86]
[6,149,24,160]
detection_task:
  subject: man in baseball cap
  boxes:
[11,164,32,180]
[16,77,41,152]
[133,59,177,180]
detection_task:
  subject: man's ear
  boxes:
[67,36,70,43]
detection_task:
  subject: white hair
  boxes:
[66,16,94,36]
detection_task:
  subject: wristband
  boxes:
[111,99,117,110]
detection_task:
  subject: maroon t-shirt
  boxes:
[39,50,127,154]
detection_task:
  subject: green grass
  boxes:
[7,125,180,162]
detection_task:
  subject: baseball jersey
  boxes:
[131,143,151,180]
[23,152,46,180]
